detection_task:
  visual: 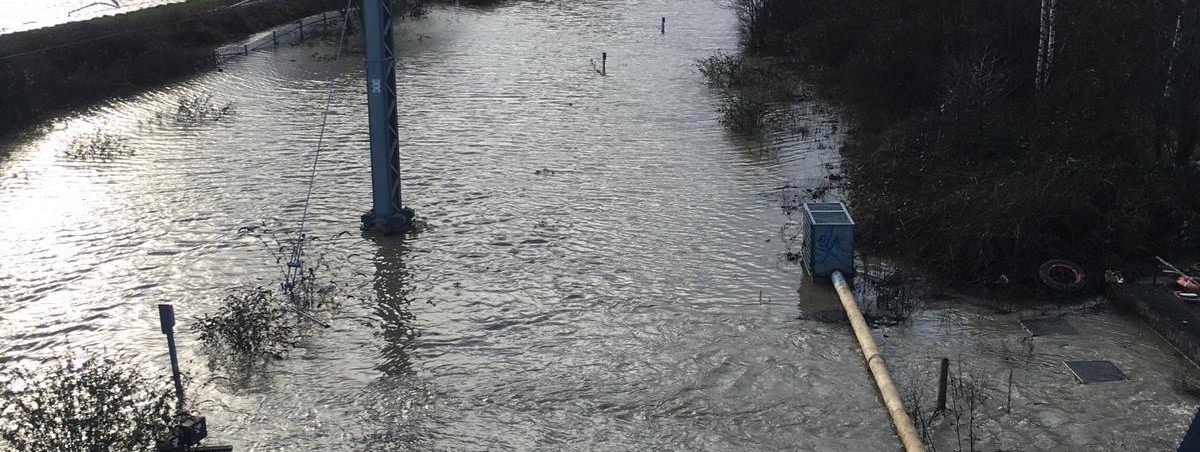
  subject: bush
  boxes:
[173,94,235,124]
[698,51,801,136]
[194,287,300,356]
[0,354,175,452]
[727,0,1200,284]
[194,229,350,358]
[63,130,135,161]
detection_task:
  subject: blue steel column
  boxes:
[361,0,414,233]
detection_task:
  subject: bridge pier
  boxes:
[360,0,414,234]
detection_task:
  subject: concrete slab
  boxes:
[1021,317,1079,337]
[1064,360,1127,384]
[1110,284,1200,365]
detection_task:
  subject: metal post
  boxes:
[661,17,665,34]
[936,357,949,413]
[158,304,185,410]
[361,0,413,233]
[601,52,607,75]
[243,44,248,55]
[299,20,305,41]
[272,30,277,46]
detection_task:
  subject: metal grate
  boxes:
[810,210,852,225]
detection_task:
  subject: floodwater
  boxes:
[0,0,1196,450]
[0,0,184,35]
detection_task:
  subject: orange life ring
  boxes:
[1039,259,1087,292]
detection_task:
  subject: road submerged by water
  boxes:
[0,1,1196,450]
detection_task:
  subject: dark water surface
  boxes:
[0,1,1195,451]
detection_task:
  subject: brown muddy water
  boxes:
[0,1,1196,450]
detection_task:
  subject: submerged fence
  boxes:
[214,10,348,62]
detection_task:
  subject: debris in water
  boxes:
[1021,317,1078,337]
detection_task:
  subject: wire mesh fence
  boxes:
[214,10,343,62]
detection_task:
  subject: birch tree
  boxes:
[1035,0,1059,92]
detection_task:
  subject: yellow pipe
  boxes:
[832,271,927,452]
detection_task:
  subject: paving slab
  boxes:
[1065,360,1127,384]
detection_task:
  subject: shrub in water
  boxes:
[173,94,235,124]
[0,354,174,452]
[63,131,135,161]
[194,287,300,356]
[697,51,800,136]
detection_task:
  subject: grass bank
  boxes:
[726,0,1200,286]
[0,0,344,137]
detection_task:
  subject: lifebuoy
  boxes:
[1179,276,1200,292]
[1176,291,1200,303]
[1039,259,1087,292]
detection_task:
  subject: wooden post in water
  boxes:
[243,44,248,55]
[661,17,665,34]
[1006,368,1014,413]
[936,357,949,413]
[299,20,305,41]
[272,30,278,46]
[602,52,607,75]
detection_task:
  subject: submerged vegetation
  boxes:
[173,94,236,124]
[697,51,801,135]
[194,228,350,359]
[64,130,135,161]
[0,0,343,136]
[0,354,176,452]
[724,0,1200,284]
[195,287,302,356]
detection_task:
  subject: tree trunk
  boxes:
[1035,0,1058,92]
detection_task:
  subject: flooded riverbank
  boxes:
[0,1,1195,450]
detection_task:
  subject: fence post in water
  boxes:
[158,304,185,410]
[602,52,607,75]
[299,20,305,41]
[1006,368,1014,413]
[243,44,248,55]
[936,357,949,413]
[661,17,665,34]
[272,30,278,46]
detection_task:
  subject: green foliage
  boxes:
[63,131,135,161]
[194,287,300,356]
[0,354,174,452]
[194,229,350,358]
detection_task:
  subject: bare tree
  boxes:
[1165,0,1189,99]
[1035,0,1059,92]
